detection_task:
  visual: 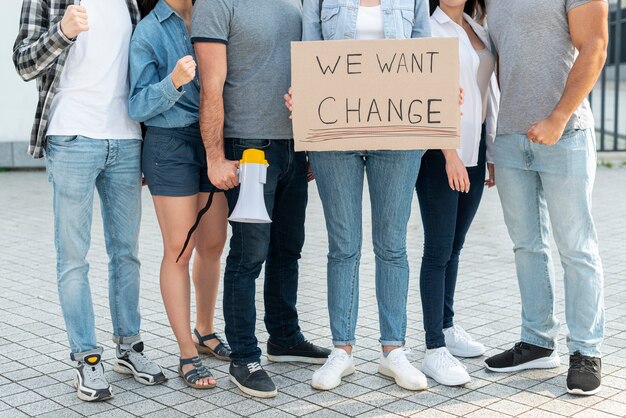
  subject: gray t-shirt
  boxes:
[191,0,302,140]
[486,0,604,135]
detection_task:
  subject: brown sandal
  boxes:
[193,329,231,361]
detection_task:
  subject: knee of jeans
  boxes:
[372,244,407,264]
[422,238,454,262]
[328,242,361,262]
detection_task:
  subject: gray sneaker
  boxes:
[74,353,113,402]
[112,341,167,385]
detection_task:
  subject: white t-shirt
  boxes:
[47,0,141,140]
[355,6,384,40]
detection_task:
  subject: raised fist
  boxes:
[60,5,89,39]
[171,56,197,89]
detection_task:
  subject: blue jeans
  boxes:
[308,150,422,346]
[45,136,143,359]
[223,139,307,364]
[494,129,604,357]
[416,130,486,349]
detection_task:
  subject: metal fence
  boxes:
[592,0,625,152]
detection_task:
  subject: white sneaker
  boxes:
[444,325,485,358]
[421,347,471,386]
[378,348,427,391]
[311,348,355,390]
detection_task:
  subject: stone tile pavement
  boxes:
[0,167,625,418]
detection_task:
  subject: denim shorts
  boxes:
[142,124,216,196]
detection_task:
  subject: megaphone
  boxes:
[228,149,272,224]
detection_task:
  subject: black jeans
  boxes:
[416,126,486,349]
[223,138,307,364]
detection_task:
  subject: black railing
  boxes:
[591,0,625,152]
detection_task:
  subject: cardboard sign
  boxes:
[291,38,461,152]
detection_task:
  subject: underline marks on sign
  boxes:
[303,125,459,143]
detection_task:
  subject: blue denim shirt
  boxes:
[302,0,431,41]
[128,0,199,128]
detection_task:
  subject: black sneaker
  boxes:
[229,361,277,398]
[567,352,602,396]
[266,339,331,365]
[485,342,560,372]
[74,353,113,402]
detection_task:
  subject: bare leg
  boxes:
[191,192,228,350]
[153,195,216,386]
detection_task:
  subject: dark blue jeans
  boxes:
[223,138,307,364]
[416,127,486,349]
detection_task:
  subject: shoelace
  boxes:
[436,349,466,370]
[320,350,349,371]
[512,342,533,355]
[389,348,412,367]
[570,354,599,374]
[247,362,263,374]
[129,350,154,369]
[450,326,472,343]
[83,362,108,386]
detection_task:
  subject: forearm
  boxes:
[13,21,74,82]
[129,75,184,122]
[551,44,607,123]
[200,89,226,161]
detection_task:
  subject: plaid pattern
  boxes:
[12,0,141,159]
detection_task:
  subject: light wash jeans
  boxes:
[309,150,422,346]
[494,129,604,357]
[45,135,143,360]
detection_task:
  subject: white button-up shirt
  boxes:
[430,7,500,166]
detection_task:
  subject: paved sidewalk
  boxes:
[1,167,625,418]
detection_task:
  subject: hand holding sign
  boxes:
[61,5,89,39]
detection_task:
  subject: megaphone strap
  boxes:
[176,190,216,263]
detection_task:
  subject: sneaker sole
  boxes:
[447,346,486,358]
[267,354,328,365]
[311,364,356,390]
[229,375,278,398]
[419,364,470,387]
[567,386,602,396]
[74,376,113,402]
[379,365,428,391]
[485,354,561,373]
[112,360,167,386]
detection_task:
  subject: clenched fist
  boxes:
[60,5,89,39]
[171,56,197,90]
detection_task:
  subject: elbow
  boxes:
[127,102,148,123]
[582,38,609,69]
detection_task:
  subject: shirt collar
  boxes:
[153,0,177,23]
[433,6,487,38]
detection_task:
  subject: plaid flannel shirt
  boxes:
[12,0,141,159]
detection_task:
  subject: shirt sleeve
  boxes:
[13,0,75,82]
[566,0,607,12]
[128,39,184,122]
[302,0,323,41]
[191,0,233,44]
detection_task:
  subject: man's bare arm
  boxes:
[527,0,608,145]
[194,42,239,190]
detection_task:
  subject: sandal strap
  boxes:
[183,365,213,383]
[194,329,230,349]
[180,356,213,384]
[180,356,202,367]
